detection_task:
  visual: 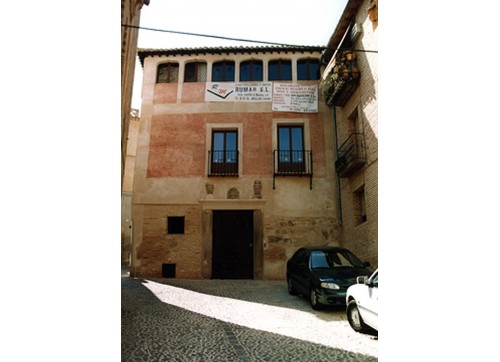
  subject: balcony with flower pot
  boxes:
[322,50,360,107]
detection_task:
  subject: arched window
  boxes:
[268,59,292,81]
[157,63,179,83]
[184,62,207,82]
[212,61,235,82]
[297,59,320,80]
[240,60,263,81]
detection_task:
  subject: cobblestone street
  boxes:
[122,273,377,361]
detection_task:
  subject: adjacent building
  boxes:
[131,46,341,279]
[121,0,149,188]
[320,0,378,266]
[122,109,140,267]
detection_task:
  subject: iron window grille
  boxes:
[184,62,207,82]
[157,63,179,83]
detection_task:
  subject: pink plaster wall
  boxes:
[147,112,327,178]
[153,83,177,104]
[182,83,206,103]
[147,114,206,177]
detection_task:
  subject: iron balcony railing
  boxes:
[208,150,239,176]
[273,150,313,189]
[335,133,365,177]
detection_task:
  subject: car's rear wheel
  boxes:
[347,299,375,334]
[310,288,322,310]
[287,277,297,295]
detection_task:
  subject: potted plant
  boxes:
[352,66,359,79]
[340,64,349,79]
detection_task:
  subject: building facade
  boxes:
[320,0,378,267]
[131,46,341,279]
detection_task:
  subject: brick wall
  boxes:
[336,0,378,268]
[263,215,340,279]
[134,205,203,278]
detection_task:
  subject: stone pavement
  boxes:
[122,273,377,361]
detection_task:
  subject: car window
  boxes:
[335,250,365,268]
[309,250,366,269]
[310,251,330,269]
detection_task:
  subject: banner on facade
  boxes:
[205,81,318,113]
[272,83,318,113]
[205,82,272,102]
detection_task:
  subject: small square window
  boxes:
[167,216,185,234]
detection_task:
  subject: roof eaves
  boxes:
[137,45,326,67]
[322,0,364,63]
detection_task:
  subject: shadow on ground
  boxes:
[122,276,377,362]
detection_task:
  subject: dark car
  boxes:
[286,246,372,310]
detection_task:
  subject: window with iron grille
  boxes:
[268,59,292,81]
[210,130,238,176]
[297,59,320,80]
[240,60,263,81]
[157,63,179,83]
[277,125,305,173]
[184,62,207,82]
[212,61,235,82]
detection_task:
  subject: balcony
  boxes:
[335,133,365,177]
[208,150,239,177]
[273,150,313,189]
[322,50,360,107]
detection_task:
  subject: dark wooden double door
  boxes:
[212,210,254,279]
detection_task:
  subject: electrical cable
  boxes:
[122,24,301,47]
[121,24,378,53]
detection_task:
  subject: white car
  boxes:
[346,269,378,335]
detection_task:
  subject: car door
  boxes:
[295,250,312,295]
[290,250,310,295]
[359,271,378,330]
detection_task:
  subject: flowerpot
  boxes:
[342,69,349,79]
[346,52,353,61]
[352,67,359,78]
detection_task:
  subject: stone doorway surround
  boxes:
[199,199,266,279]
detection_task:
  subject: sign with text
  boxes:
[205,82,272,102]
[234,83,272,101]
[272,83,318,113]
[205,82,318,113]
[205,83,236,101]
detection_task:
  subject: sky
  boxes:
[131,0,348,110]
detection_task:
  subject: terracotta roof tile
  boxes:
[137,45,326,66]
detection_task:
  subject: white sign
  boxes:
[205,82,272,102]
[205,82,319,113]
[272,83,318,113]
[234,83,272,101]
[205,83,236,101]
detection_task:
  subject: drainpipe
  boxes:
[332,106,343,226]
[129,221,133,268]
